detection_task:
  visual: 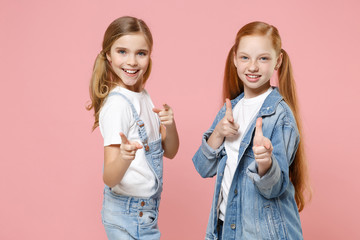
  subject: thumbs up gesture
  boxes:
[119,132,143,161]
[252,117,273,177]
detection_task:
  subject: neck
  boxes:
[244,82,271,99]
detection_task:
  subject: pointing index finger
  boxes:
[163,104,170,111]
[120,132,129,145]
[255,118,263,137]
[253,117,264,146]
[225,98,234,123]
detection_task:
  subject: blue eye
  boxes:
[260,57,269,61]
[137,51,147,56]
[240,56,248,60]
[118,50,126,54]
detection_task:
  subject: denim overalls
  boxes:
[101,92,164,240]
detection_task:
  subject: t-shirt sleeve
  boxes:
[100,98,133,146]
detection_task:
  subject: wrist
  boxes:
[207,130,224,150]
[257,160,272,177]
[212,128,224,140]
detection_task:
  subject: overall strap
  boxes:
[108,92,149,149]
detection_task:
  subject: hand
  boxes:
[119,132,143,161]
[213,98,239,139]
[153,104,179,159]
[252,117,273,177]
[153,104,175,128]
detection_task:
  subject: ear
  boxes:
[233,52,238,68]
[106,52,111,63]
[275,52,283,70]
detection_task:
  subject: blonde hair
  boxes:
[223,21,311,211]
[87,16,153,130]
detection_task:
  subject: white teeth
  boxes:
[247,74,260,78]
[124,69,137,74]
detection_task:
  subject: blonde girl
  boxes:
[192,21,310,240]
[87,16,179,240]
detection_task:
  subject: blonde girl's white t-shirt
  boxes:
[99,86,161,197]
[219,87,273,221]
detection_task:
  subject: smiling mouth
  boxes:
[246,74,261,79]
[122,69,139,74]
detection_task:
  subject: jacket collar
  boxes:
[231,87,283,116]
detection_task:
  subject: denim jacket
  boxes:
[192,88,303,240]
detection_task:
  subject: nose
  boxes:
[127,54,138,66]
[248,60,259,72]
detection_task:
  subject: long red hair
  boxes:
[223,21,311,211]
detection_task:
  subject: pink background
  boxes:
[1,0,359,239]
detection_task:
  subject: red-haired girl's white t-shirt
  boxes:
[99,86,160,197]
[219,87,273,221]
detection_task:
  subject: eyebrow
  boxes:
[237,51,271,56]
[114,47,149,52]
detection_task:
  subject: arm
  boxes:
[153,104,179,159]
[192,130,225,178]
[192,99,239,178]
[103,133,142,187]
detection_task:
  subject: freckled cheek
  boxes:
[238,64,248,74]
[260,63,272,73]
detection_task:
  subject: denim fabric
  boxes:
[102,187,161,240]
[193,88,303,240]
[102,92,163,240]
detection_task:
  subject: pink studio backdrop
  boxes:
[1,0,359,239]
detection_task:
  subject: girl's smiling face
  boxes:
[234,35,282,98]
[107,33,150,92]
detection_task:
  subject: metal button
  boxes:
[145,145,149,151]
[230,224,236,229]
[139,211,143,217]
[234,189,238,195]
[141,201,145,207]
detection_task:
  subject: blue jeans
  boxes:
[102,187,161,240]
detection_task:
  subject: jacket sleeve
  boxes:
[246,119,300,199]
[192,106,226,178]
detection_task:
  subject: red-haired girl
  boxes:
[193,21,311,240]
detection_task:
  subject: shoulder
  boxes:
[100,93,133,121]
[140,89,154,104]
[268,100,300,142]
[276,101,297,126]
[262,89,297,128]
